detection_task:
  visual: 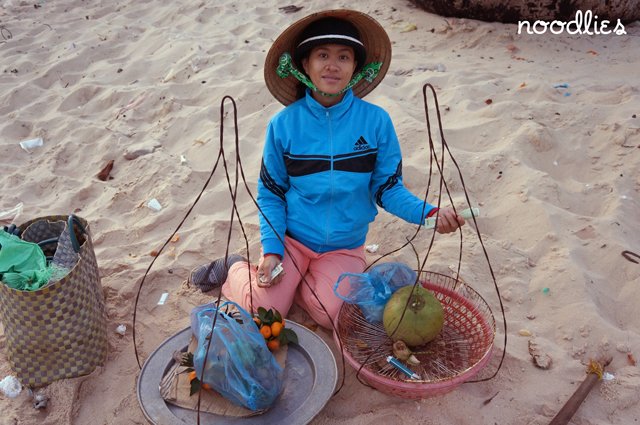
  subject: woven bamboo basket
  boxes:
[334,271,495,398]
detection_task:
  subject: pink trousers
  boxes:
[221,236,366,329]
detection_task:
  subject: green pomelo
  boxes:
[383,285,444,347]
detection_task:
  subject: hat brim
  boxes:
[264,9,392,106]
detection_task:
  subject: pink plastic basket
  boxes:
[334,271,495,399]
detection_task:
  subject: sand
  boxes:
[1,0,639,424]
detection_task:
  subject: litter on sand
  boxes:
[0,375,22,398]
[365,244,379,253]
[19,137,43,153]
[0,202,23,224]
[147,198,162,212]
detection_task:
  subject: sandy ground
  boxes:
[1,1,639,424]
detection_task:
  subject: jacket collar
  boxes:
[304,88,354,119]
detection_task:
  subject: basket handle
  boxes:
[67,215,87,253]
[2,224,21,236]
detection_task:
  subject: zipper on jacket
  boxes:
[325,109,333,248]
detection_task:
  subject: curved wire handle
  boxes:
[420,83,507,383]
[131,96,352,423]
[351,83,507,386]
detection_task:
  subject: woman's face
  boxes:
[302,44,357,107]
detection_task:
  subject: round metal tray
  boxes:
[137,320,337,424]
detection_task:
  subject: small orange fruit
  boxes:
[189,370,211,390]
[267,339,280,351]
[253,317,261,327]
[270,321,283,337]
[260,324,272,339]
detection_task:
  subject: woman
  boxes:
[190,10,464,329]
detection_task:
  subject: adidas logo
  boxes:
[353,136,370,151]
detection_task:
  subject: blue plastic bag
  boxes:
[192,301,284,411]
[333,262,417,323]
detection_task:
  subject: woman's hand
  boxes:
[257,254,284,287]
[434,207,465,234]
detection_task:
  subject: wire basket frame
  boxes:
[335,271,495,398]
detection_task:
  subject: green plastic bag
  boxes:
[0,230,50,290]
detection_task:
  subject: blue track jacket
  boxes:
[258,89,436,258]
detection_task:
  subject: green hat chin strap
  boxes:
[276,52,382,98]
